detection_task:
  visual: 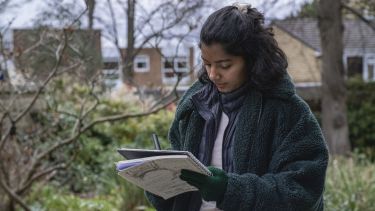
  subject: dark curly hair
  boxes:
[198,5,288,91]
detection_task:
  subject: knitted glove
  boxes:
[180,166,228,202]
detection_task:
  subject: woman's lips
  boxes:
[215,83,226,89]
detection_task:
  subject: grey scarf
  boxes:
[191,81,249,171]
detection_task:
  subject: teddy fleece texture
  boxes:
[146,76,329,211]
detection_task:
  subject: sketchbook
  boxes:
[116,148,211,199]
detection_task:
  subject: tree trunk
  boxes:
[85,0,96,30]
[7,200,15,211]
[123,0,135,84]
[317,0,351,155]
[0,198,15,211]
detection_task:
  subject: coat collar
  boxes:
[177,81,264,173]
[175,81,203,121]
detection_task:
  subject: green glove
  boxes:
[179,166,228,202]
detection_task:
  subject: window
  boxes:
[347,56,363,78]
[103,69,119,79]
[162,56,190,84]
[103,61,118,70]
[368,64,374,80]
[365,55,375,81]
[164,58,174,69]
[162,57,190,83]
[134,55,150,72]
[102,60,119,84]
[176,58,188,72]
[163,58,175,78]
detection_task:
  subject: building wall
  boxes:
[273,26,321,84]
[13,28,102,82]
[118,47,195,87]
[132,48,163,87]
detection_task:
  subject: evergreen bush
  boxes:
[347,77,375,157]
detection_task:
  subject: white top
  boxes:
[200,112,228,211]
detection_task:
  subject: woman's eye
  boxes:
[221,65,231,69]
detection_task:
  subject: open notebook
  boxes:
[116,148,211,199]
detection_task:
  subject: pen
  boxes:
[152,133,161,150]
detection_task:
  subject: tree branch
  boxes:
[342,3,375,31]
[0,177,30,211]
[17,163,67,196]
[0,8,89,209]
[33,95,178,169]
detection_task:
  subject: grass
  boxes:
[324,153,375,211]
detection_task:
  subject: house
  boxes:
[102,46,195,90]
[12,28,102,84]
[9,27,195,93]
[272,18,375,100]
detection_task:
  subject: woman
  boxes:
[146,4,328,211]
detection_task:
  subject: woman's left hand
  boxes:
[180,166,228,202]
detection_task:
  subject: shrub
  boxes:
[324,153,375,210]
[108,110,174,210]
[43,107,174,210]
[309,77,375,156]
[347,77,375,156]
[28,185,119,211]
[25,87,175,208]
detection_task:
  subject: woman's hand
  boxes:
[180,166,228,202]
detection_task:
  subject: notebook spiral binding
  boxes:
[185,151,212,176]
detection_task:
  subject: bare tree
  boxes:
[317,0,350,155]
[99,0,209,86]
[316,0,375,155]
[0,0,213,210]
[85,0,96,30]
[280,0,375,155]
[0,27,179,210]
[124,0,135,83]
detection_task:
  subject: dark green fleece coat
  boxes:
[146,76,329,211]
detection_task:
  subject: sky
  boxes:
[2,0,310,28]
[1,0,310,52]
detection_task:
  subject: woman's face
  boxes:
[201,43,247,93]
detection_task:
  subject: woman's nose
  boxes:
[208,66,219,80]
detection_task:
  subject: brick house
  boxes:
[12,28,102,83]
[102,46,195,89]
[10,27,194,91]
[272,18,375,100]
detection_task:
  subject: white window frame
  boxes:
[161,57,190,85]
[103,61,119,70]
[175,57,189,72]
[364,54,375,81]
[161,58,176,83]
[162,57,174,72]
[162,57,189,73]
[134,55,150,72]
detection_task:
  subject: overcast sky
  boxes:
[1,0,310,51]
[2,0,310,28]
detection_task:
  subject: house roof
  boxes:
[272,18,375,52]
